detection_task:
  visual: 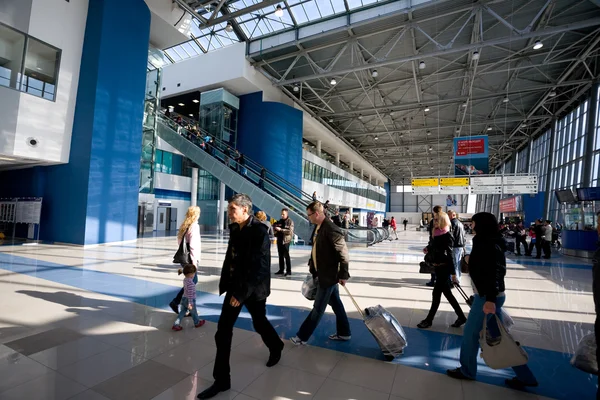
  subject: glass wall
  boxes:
[530,129,551,192]
[154,150,191,176]
[515,146,529,174]
[592,88,600,188]
[197,169,219,201]
[0,22,60,101]
[302,159,386,203]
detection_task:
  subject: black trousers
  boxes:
[542,239,552,258]
[534,240,542,257]
[213,293,282,384]
[277,242,291,273]
[515,236,528,255]
[425,278,466,322]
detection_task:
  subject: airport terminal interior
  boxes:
[1,0,600,399]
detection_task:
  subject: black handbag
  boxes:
[460,254,469,274]
[419,261,435,274]
[173,235,192,264]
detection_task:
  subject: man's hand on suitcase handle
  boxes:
[339,279,347,286]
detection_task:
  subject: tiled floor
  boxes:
[0,228,596,399]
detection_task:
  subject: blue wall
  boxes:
[237,92,303,191]
[523,192,546,226]
[0,0,150,245]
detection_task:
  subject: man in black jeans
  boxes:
[197,194,284,399]
[514,221,528,256]
[274,208,294,276]
[533,219,544,258]
[290,201,351,345]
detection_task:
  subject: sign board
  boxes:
[499,196,521,213]
[504,185,538,194]
[453,135,489,175]
[15,199,42,224]
[411,178,439,187]
[471,185,502,194]
[411,186,440,195]
[577,187,600,201]
[440,186,471,194]
[503,175,537,186]
[471,176,502,186]
[440,177,469,186]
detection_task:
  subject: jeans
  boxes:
[174,297,200,326]
[425,277,465,322]
[277,242,291,273]
[173,273,198,305]
[390,229,398,240]
[528,240,536,256]
[515,237,527,255]
[213,293,283,384]
[297,283,350,341]
[459,294,537,385]
[452,247,464,282]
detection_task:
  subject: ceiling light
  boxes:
[350,138,354,142]
[549,90,557,97]
[328,118,333,123]
[168,105,174,111]
[487,126,493,131]
[374,136,379,141]
[461,102,468,107]
[275,4,284,17]
[426,130,431,136]
[472,50,480,60]
[372,70,378,78]
[428,146,433,151]
[419,61,426,70]
[502,96,509,103]
[178,103,184,106]
[293,84,299,92]
[192,99,199,103]
[424,106,430,112]
[330,78,337,85]
[189,114,194,117]
[533,40,543,50]
[225,22,233,32]
[521,123,527,128]
[456,128,460,133]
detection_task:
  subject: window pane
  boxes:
[22,36,60,100]
[0,23,25,90]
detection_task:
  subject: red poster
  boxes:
[499,197,517,213]
[455,139,485,156]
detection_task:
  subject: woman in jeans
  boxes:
[447,212,538,390]
[417,212,466,329]
[169,206,202,314]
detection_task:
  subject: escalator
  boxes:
[156,114,380,247]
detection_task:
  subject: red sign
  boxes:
[456,139,485,156]
[499,197,518,213]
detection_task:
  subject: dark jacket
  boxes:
[309,218,350,288]
[219,216,271,303]
[428,219,434,240]
[450,218,466,248]
[468,235,506,302]
[534,223,544,242]
[331,214,342,227]
[427,232,454,275]
[275,217,294,245]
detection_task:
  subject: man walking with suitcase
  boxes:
[290,201,351,345]
[197,194,284,399]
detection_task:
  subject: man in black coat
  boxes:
[197,194,284,399]
[290,201,351,345]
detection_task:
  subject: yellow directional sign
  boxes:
[411,178,439,187]
[440,177,469,186]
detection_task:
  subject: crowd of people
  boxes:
[166,197,546,399]
[499,219,560,259]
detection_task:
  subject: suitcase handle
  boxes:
[454,283,471,305]
[341,284,365,318]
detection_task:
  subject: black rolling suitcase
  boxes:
[342,285,407,361]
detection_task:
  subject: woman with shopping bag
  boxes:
[446,212,539,390]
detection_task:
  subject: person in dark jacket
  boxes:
[448,210,466,283]
[418,212,466,329]
[274,208,294,276]
[291,201,351,345]
[447,212,538,390]
[426,205,443,286]
[331,209,342,227]
[514,221,528,256]
[197,194,284,399]
[533,219,544,258]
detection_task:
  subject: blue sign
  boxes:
[453,135,489,176]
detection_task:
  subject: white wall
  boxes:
[303,179,385,212]
[151,198,190,231]
[385,212,423,225]
[0,0,87,164]
[154,172,192,193]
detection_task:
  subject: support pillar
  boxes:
[191,168,198,206]
[361,169,364,180]
[369,174,372,185]
[350,161,354,172]
[316,140,322,156]
[218,181,226,233]
[335,152,340,167]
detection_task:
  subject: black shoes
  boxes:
[169,301,179,315]
[505,377,538,389]
[274,271,284,275]
[446,368,474,381]
[417,319,432,329]
[197,382,231,399]
[425,281,435,287]
[451,317,467,328]
[284,272,292,277]
[266,342,284,367]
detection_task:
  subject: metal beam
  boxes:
[276,18,600,86]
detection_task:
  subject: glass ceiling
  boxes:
[164,0,389,62]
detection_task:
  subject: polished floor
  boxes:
[0,227,596,400]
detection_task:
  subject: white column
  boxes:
[191,168,198,206]
[369,174,372,184]
[360,168,364,179]
[350,161,354,172]
[335,152,340,167]
[218,181,226,232]
[316,140,322,156]
[375,179,379,186]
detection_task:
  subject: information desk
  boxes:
[562,230,598,258]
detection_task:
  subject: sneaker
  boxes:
[172,325,183,331]
[290,336,307,346]
[425,281,435,287]
[195,319,206,328]
[328,333,351,341]
[446,368,474,381]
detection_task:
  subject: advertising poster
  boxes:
[499,196,522,213]
[453,135,489,176]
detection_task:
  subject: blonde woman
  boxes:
[169,206,202,314]
[417,211,466,329]
[254,211,274,238]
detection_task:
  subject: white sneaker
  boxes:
[290,336,307,345]
[328,333,351,341]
